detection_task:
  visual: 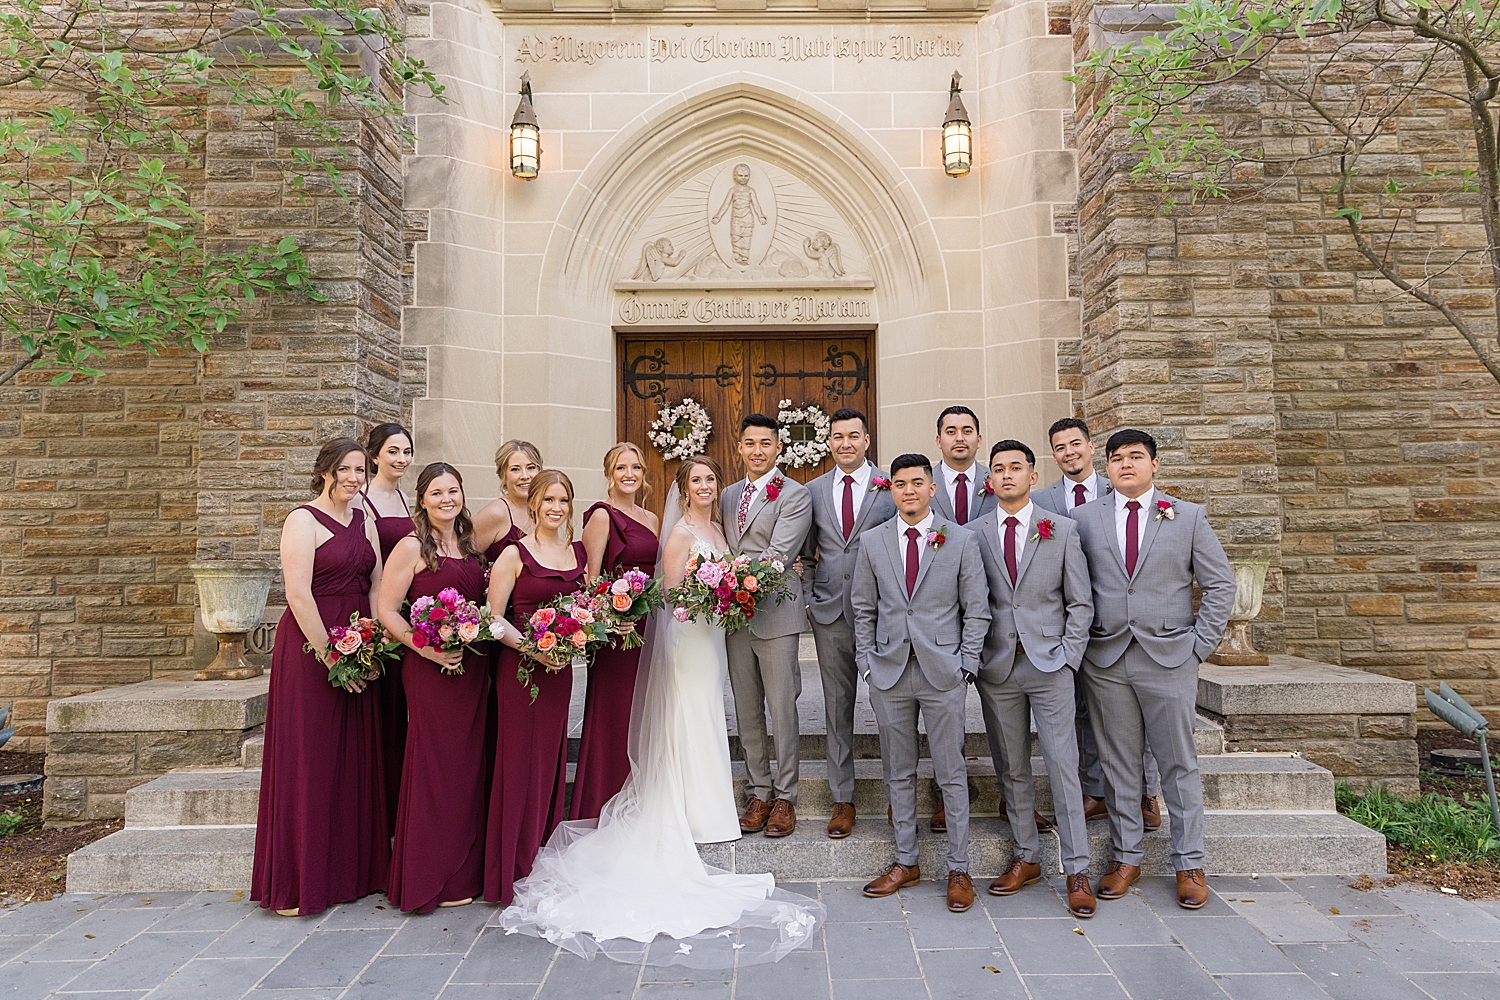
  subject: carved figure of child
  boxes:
[711,163,766,266]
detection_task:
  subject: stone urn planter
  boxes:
[1207,554,1271,666]
[190,561,278,680]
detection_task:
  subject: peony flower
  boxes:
[334,631,362,655]
[696,561,724,587]
[438,587,462,606]
[673,607,690,622]
[536,632,558,652]
[412,629,429,649]
[612,593,633,612]
[457,621,480,643]
[531,607,557,628]
[742,575,759,592]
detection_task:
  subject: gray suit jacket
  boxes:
[722,470,814,640]
[801,462,898,626]
[931,464,997,525]
[971,507,1093,680]
[850,516,991,692]
[1033,475,1112,518]
[1072,492,1235,669]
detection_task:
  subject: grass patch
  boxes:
[1337,782,1499,863]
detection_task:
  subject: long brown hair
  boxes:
[310,437,367,494]
[602,441,651,505]
[366,422,412,478]
[674,455,724,526]
[527,469,576,543]
[411,462,481,572]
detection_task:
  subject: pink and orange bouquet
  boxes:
[408,588,485,674]
[666,552,793,631]
[514,591,614,701]
[307,613,401,690]
[591,568,665,649]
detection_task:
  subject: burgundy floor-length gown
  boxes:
[484,539,587,905]
[252,506,388,914]
[567,503,658,821]
[482,502,526,805]
[387,553,490,913]
[364,488,414,832]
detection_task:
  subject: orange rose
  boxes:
[612,593,633,612]
[742,575,759,592]
[736,590,752,604]
[569,631,588,648]
[536,632,558,652]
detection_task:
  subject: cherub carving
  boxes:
[633,237,683,282]
[711,163,766,266]
[803,230,845,278]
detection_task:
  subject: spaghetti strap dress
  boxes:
[483,497,526,806]
[387,553,491,913]
[568,503,658,821]
[252,505,388,914]
[484,539,587,905]
[363,487,414,831]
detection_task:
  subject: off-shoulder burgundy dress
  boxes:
[484,539,586,905]
[387,553,490,913]
[252,505,388,914]
[363,488,414,831]
[567,503,658,821]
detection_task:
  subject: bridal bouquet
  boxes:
[593,568,665,649]
[667,552,793,631]
[513,590,614,701]
[408,588,485,674]
[308,613,401,690]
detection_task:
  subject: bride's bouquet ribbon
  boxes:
[666,553,793,631]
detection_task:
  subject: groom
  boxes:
[851,453,990,913]
[723,414,814,838]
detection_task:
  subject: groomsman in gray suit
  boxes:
[930,406,997,527]
[1035,418,1162,832]
[800,408,897,839]
[969,440,1097,918]
[723,414,814,839]
[1073,429,1235,909]
[851,454,990,914]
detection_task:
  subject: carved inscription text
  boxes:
[515,32,963,65]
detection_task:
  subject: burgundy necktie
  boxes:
[1073,483,1087,508]
[1125,500,1141,576]
[1003,515,1019,585]
[841,474,855,540]
[955,473,969,525]
[905,527,920,597]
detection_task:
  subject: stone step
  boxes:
[697,811,1387,880]
[124,767,261,828]
[241,733,263,768]
[66,826,255,893]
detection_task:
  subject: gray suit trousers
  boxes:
[810,614,859,803]
[1082,641,1205,871]
[1076,669,1160,799]
[977,655,1089,875]
[870,655,970,872]
[726,629,802,804]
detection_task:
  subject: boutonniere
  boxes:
[764,476,785,502]
[1030,518,1055,543]
[925,525,948,549]
[869,475,891,492]
[1154,498,1176,521]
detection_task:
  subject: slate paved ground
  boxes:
[3,876,1498,1000]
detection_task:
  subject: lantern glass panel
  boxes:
[511,123,540,180]
[943,121,971,176]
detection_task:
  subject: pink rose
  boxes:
[531,607,557,628]
[610,578,630,596]
[673,607,690,622]
[438,624,454,642]
[333,631,362,656]
[742,575,759,592]
[411,629,429,649]
[573,607,594,625]
[569,631,588,648]
[457,621,480,643]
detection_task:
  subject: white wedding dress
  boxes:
[498,523,824,968]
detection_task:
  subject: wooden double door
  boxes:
[618,333,874,516]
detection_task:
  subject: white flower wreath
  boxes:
[776,398,833,469]
[649,398,712,461]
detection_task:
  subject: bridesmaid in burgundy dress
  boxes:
[360,422,415,830]
[253,437,389,916]
[569,442,660,820]
[377,462,490,913]
[474,439,542,562]
[484,470,586,905]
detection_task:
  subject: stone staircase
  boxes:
[65,639,1386,892]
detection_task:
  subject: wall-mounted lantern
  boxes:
[510,71,540,180]
[943,70,972,177]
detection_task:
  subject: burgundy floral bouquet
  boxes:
[666,552,793,631]
[513,591,614,701]
[593,568,665,649]
[307,613,401,690]
[407,587,485,675]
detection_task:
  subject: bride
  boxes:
[498,455,825,967]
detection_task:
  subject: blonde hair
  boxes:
[527,469,576,543]
[602,442,651,504]
[494,439,543,500]
[673,455,724,526]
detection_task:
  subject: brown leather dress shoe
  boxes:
[827,802,855,839]
[1142,795,1162,831]
[1176,869,1208,909]
[739,796,771,834]
[997,799,1056,832]
[1083,795,1108,821]
[764,798,797,838]
[987,857,1042,896]
[1066,873,1097,918]
[947,871,975,912]
[1097,861,1141,899]
[864,862,920,897]
[930,805,947,832]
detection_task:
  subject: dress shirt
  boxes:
[940,461,978,516]
[898,510,935,580]
[832,461,873,523]
[997,500,1035,567]
[1063,471,1104,507]
[1114,486,1155,566]
[745,466,782,501]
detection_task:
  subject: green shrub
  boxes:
[1337,783,1499,862]
[0,806,26,836]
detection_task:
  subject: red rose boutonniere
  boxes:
[1154,499,1176,521]
[925,525,948,549]
[869,475,892,492]
[765,476,785,503]
[981,477,995,496]
[1029,518,1055,543]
